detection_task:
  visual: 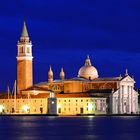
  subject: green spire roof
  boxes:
[21,20,29,37]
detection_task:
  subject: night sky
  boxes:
[0,0,140,91]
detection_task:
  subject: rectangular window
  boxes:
[58,108,61,113]
[80,108,84,114]
[19,47,23,53]
[27,47,30,53]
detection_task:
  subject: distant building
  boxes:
[0,21,139,115]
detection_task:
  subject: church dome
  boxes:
[78,56,98,80]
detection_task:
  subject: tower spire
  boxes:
[21,20,29,37]
[60,67,65,80]
[48,65,53,83]
[85,55,92,66]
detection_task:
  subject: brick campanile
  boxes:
[16,21,33,94]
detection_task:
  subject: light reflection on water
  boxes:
[0,116,140,140]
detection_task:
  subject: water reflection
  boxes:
[0,116,140,140]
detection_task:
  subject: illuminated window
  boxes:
[22,105,30,113]
[0,105,4,113]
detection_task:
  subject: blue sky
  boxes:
[0,0,140,90]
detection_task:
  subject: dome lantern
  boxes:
[78,55,98,80]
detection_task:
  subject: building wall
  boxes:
[0,97,106,115]
[57,97,106,115]
[48,81,118,94]
[0,98,47,114]
[64,82,83,93]
[17,60,33,94]
[82,82,118,92]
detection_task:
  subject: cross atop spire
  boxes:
[125,69,128,76]
[61,67,64,72]
[21,20,29,37]
[49,65,53,72]
[85,55,92,66]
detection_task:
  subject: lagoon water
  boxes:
[0,116,140,140]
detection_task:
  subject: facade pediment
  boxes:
[121,75,135,83]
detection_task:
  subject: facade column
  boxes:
[114,97,116,113]
[119,87,122,114]
[112,97,114,113]
[129,86,131,113]
[131,86,133,113]
[136,96,138,113]
[128,86,129,113]
[110,94,113,114]
[122,85,124,114]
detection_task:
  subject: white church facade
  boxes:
[110,74,139,114]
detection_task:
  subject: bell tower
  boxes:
[16,21,33,94]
